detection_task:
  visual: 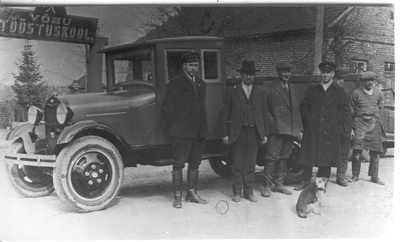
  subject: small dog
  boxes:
[296,177,328,218]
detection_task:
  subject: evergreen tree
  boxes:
[12,42,48,111]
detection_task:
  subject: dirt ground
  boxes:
[0,128,397,240]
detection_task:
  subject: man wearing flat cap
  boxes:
[261,61,303,197]
[222,60,268,202]
[162,51,208,208]
[295,61,350,190]
[333,69,353,186]
[350,71,385,185]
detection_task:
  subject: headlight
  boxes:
[56,103,73,124]
[27,106,43,124]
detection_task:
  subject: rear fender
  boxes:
[6,123,46,154]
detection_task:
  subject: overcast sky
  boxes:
[0,6,153,87]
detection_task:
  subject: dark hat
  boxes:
[237,60,260,73]
[334,69,346,79]
[181,52,200,63]
[275,61,294,70]
[318,61,337,72]
[360,71,377,80]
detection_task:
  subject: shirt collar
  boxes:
[184,71,195,82]
[242,82,252,90]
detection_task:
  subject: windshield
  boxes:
[111,49,154,89]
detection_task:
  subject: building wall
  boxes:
[224,6,394,86]
[225,31,315,79]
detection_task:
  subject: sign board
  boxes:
[0,7,98,45]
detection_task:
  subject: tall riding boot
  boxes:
[272,159,292,195]
[172,170,183,208]
[261,161,275,197]
[351,150,361,182]
[185,169,207,204]
[368,152,384,185]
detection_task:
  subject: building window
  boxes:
[384,62,395,72]
[352,60,367,73]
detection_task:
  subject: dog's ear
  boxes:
[323,177,328,193]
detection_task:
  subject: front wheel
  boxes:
[53,136,124,213]
[4,141,54,197]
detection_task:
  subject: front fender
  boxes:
[6,122,46,154]
[56,120,130,148]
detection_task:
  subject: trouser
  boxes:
[337,133,351,180]
[171,137,206,171]
[301,166,331,184]
[352,149,380,178]
[231,126,259,195]
[264,135,294,186]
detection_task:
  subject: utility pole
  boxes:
[313,6,324,74]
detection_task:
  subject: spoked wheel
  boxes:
[3,141,54,197]
[53,136,124,213]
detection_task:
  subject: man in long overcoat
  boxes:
[222,60,268,202]
[261,62,303,197]
[162,52,208,208]
[295,61,350,190]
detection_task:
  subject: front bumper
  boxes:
[2,153,56,168]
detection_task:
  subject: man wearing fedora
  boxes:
[162,52,208,208]
[350,71,385,185]
[261,62,303,197]
[333,69,353,187]
[222,60,268,202]
[295,61,350,190]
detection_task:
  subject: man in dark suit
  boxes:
[162,52,208,208]
[222,60,268,202]
[333,69,353,187]
[262,62,303,197]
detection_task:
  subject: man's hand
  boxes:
[261,136,268,145]
[222,136,229,144]
[351,129,355,139]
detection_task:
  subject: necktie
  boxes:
[246,86,251,98]
[284,83,289,93]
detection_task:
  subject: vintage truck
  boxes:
[2,36,394,212]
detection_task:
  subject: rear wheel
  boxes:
[209,157,232,178]
[284,141,303,184]
[4,141,54,197]
[53,136,124,213]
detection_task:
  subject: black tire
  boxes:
[53,136,124,213]
[209,157,232,178]
[284,141,303,184]
[3,141,54,197]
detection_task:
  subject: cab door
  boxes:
[155,38,226,143]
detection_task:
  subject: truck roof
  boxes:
[98,36,224,54]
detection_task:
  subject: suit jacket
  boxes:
[222,84,268,143]
[265,79,303,137]
[162,73,207,138]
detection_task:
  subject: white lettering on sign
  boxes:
[0,11,96,43]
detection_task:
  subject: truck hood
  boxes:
[58,89,156,123]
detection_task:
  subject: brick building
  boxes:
[142,5,394,87]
